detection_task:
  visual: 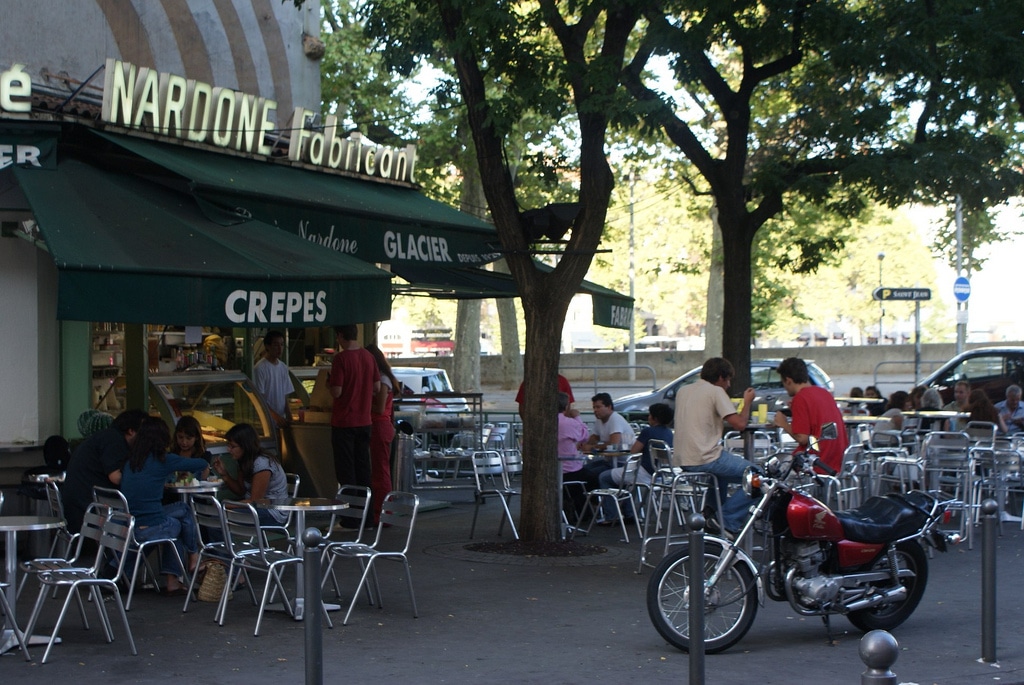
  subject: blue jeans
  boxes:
[682,451,754,533]
[134,501,199,578]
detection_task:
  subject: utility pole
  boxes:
[628,170,636,380]
[877,252,885,344]
[955,195,966,355]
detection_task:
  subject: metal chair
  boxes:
[210,501,302,636]
[321,491,420,626]
[22,508,138,664]
[258,472,303,549]
[93,485,188,610]
[576,455,644,543]
[468,450,519,540]
[921,431,974,545]
[322,485,372,599]
[44,480,79,559]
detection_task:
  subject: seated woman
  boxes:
[163,415,214,504]
[211,423,290,527]
[557,391,590,517]
[968,389,1008,434]
[596,402,674,525]
[119,416,209,595]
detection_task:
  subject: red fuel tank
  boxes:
[786,491,844,540]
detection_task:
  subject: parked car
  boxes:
[392,366,470,413]
[613,359,834,420]
[920,346,1024,405]
[289,365,470,413]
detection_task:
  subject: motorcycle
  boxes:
[647,426,961,653]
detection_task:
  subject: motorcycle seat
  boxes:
[834,494,929,544]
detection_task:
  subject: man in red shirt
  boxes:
[516,374,575,417]
[774,357,848,473]
[330,324,380,489]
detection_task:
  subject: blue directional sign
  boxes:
[953,276,971,303]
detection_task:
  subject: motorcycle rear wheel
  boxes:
[647,541,758,653]
[847,540,928,632]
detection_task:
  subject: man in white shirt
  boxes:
[252,330,292,428]
[579,392,636,489]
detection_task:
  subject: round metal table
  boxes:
[0,515,61,655]
[255,498,349,620]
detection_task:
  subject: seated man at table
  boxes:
[942,380,971,432]
[62,408,149,534]
[579,393,636,490]
[674,358,755,537]
[773,357,849,474]
[996,385,1024,435]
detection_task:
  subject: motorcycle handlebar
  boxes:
[809,455,838,477]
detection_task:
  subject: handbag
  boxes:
[196,561,231,602]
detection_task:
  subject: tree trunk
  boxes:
[452,151,487,392]
[718,209,756,392]
[492,259,522,390]
[705,204,724,357]
[453,301,481,392]
[516,285,572,541]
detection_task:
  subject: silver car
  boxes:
[613,359,834,420]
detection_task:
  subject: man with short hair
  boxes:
[252,330,292,428]
[330,324,380,489]
[996,384,1024,435]
[774,357,849,474]
[62,408,149,534]
[579,393,636,490]
[942,380,971,432]
[674,358,756,536]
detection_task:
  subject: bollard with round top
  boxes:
[981,498,997,663]
[860,629,898,685]
[303,526,325,685]
[688,512,706,685]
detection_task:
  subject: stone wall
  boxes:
[393,341,1024,390]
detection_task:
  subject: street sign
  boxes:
[872,287,932,301]
[953,276,971,302]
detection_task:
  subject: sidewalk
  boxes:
[7,499,1024,684]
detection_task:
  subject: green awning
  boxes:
[13,158,392,327]
[391,263,635,330]
[91,130,503,268]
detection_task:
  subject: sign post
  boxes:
[953,275,971,356]
[872,288,931,380]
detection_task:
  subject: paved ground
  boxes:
[4,496,1024,685]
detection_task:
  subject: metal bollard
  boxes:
[981,498,998,663]
[687,512,705,685]
[303,527,326,685]
[859,630,898,685]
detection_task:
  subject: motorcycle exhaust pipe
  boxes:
[845,586,907,613]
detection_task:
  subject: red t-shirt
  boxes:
[515,374,575,406]
[790,385,849,473]
[330,348,377,428]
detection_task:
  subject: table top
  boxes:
[0,515,62,533]
[254,498,350,513]
[842,415,887,423]
[834,397,886,404]
[167,481,223,494]
[903,410,968,418]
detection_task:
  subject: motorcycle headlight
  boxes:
[743,467,761,496]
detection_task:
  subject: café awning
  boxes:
[91,130,504,268]
[12,158,393,327]
[390,263,635,330]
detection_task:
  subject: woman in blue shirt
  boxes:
[120,417,209,595]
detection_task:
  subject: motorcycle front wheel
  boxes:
[847,540,928,632]
[646,541,758,653]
